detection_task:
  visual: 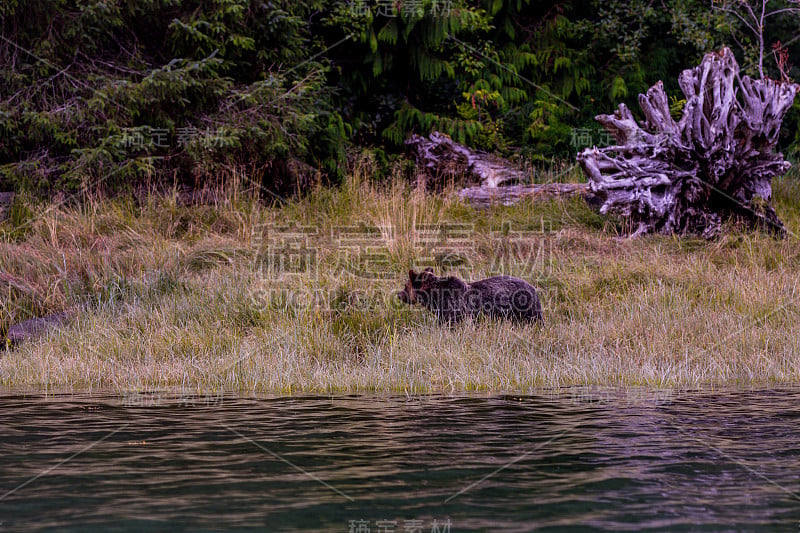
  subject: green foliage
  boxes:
[1,0,799,194]
[0,0,346,194]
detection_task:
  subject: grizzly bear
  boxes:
[397,268,542,323]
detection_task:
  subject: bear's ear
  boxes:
[417,269,435,284]
[408,269,417,280]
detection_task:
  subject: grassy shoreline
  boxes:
[2,168,800,392]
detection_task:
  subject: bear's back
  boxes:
[466,276,542,322]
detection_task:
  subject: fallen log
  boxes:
[457,183,589,207]
[406,131,527,188]
[0,192,13,221]
[6,311,73,347]
[406,132,587,205]
[578,47,799,238]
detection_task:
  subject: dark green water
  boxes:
[1,389,799,532]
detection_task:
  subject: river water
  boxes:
[1,388,799,532]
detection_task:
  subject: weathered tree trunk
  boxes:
[406,131,528,188]
[406,131,587,206]
[456,182,588,207]
[578,47,799,238]
[6,311,73,347]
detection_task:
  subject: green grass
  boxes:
[1,167,800,393]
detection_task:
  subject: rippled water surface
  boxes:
[1,389,799,532]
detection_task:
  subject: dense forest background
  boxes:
[1,0,799,196]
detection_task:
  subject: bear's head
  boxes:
[397,267,435,306]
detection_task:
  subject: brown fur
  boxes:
[398,268,542,323]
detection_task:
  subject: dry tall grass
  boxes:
[2,164,799,392]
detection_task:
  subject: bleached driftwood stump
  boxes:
[578,48,799,238]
